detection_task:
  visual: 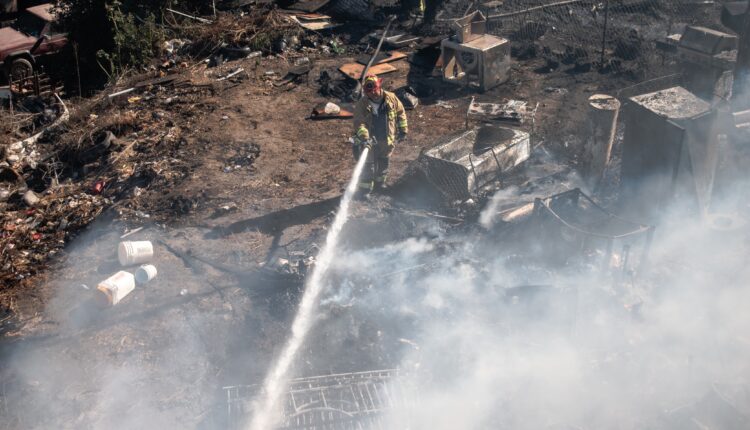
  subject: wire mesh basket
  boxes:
[418,125,530,202]
[530,188,655,271]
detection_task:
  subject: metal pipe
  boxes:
[733,2,750,109]
[108,87,136,98]
[638,227,656,275]
[487,0,584,20]
[166,8,212,23]
[359,16,396,86]
[621,244,631,275]
[602,238,614,271]
[467,153,480,196]
[600,0,610,66]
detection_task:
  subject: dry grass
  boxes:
[189,8,300,54]
[0,109,40,145]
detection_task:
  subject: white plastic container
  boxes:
[97,271,135,306]
[135,264,158,284]
[118,241,154,266]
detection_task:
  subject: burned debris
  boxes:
[2,1,750,430]
[419,124,530,201]
[441,11,511,92]
[619,86,719,220]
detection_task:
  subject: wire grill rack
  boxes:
[224,369,416,429]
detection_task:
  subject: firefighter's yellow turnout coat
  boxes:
[353,90,408,148]
[351,90,408,189]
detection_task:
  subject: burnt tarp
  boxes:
[619,86,719,221]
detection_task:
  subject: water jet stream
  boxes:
[248,147,371,430]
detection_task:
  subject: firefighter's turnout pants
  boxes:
[352,138,391,191]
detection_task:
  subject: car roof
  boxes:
[26,4,55,22]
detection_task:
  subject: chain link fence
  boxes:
[437,0,726,77]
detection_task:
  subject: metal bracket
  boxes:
[467,153,480,196]
[489,146,503,188]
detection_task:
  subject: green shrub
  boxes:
[56,0,188,84]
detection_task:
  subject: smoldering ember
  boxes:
[2,0,750,429]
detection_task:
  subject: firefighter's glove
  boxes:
[356,125,370,141]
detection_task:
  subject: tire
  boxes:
[8,58,33,90]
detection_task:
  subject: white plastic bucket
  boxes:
[135,264,158,284]
[118,241,154,266]
[97,271,135,306]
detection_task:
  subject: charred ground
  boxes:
[0,1,742,429]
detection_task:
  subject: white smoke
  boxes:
[318,189,750,430]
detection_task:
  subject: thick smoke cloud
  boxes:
[4,176,749,430]
[3,145,749,430]
[319,185,750,429]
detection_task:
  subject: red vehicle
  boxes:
[0,4,67,84]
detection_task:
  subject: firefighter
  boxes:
[352,74,408,195]
[399,0,446,27]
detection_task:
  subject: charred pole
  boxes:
[733,2,750,109]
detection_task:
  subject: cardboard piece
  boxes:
[296,13,330,21]
[291,14,341,31]
[355,51,408,66]
[338,62,397,80]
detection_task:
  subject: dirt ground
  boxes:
[0,15,686,428]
